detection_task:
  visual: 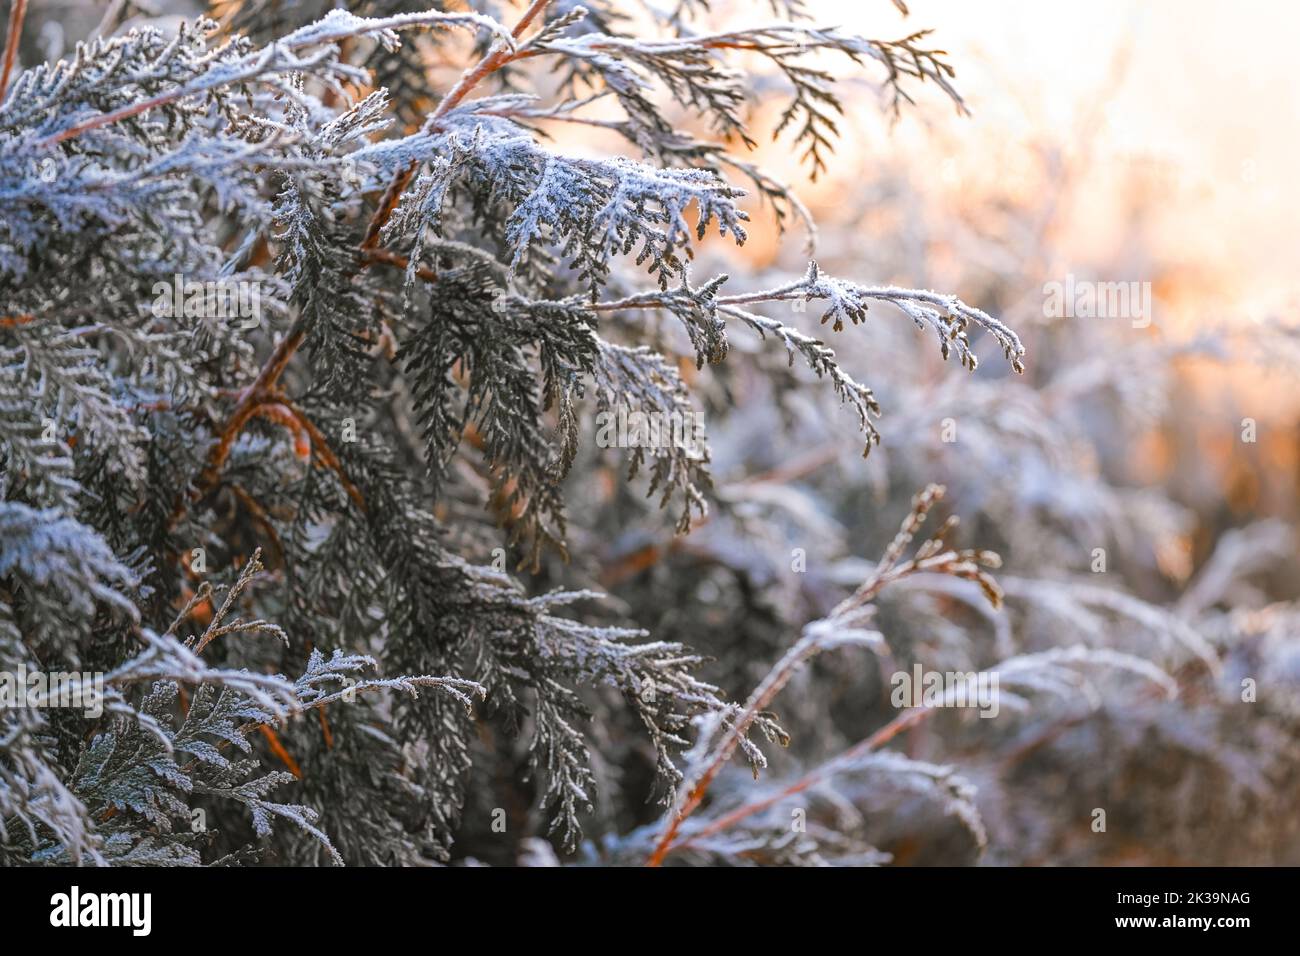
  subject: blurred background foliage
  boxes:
[542,0,1300,865]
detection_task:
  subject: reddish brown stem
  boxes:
[228,483,285,566]
[168,378,291,531]
[276,396,367,512]
[363,246,438,283]
[359,0,552,251]
[252,402,311,459]
[647,489,958,865]
[0,0,27,107]
[170,2,548,535]
[43,87,177,146]
[659,707,934,863]
[258,724,303,779]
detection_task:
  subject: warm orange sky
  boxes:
[542,0,1296,344]
[808,0,1299,320]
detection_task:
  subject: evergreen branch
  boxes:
[37,9,511,146]
[360,0,551,254]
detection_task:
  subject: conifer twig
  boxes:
[360,0,552,252]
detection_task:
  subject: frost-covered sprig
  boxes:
[724,260,1026,371]
[0,501,138,621]
[20,9,511,147]
[532,18,964,177]
[379,115,749,295]
[477,90,822,247]
[590,260,1023,453]
[660,643,1175,864]
[0,594,96,864]
[0,9,505,277]
[648,483,1004,865]
[531,588,783,796]
[286,647,486,716]
[3,543,485,865]
[587,338,713,533]
[723,304,884,452]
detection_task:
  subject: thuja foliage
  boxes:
[1,0,1040,865]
